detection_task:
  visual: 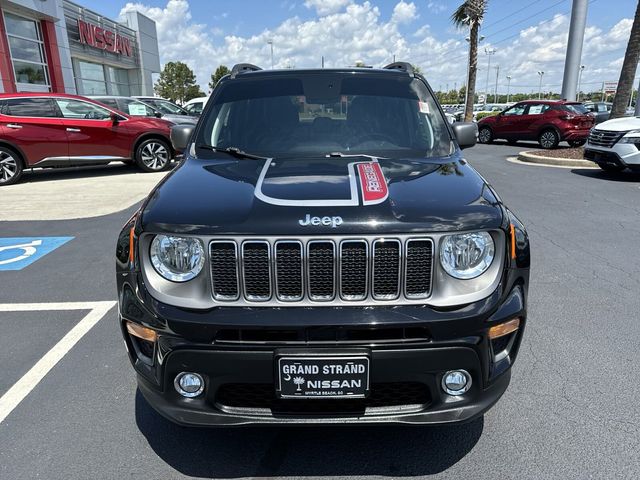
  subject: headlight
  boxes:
[150,235,205,282]
[440,232,495,279]
[619,130,640,145]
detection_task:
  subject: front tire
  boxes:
[0,147,24,186]
[539,129,559,149]
[478,127,493,144]
[135,138,171,172]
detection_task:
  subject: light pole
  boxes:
[267,40,274,69]
[494,65,500,103]
[484,47,496,105]
[537,71,545,99]
[635,76,640,116]
[506,75,512,103]
[577,65,585,101]
[560,0,589,100]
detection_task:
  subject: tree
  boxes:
[154,61,204,104]
[610,0,640,119]
[209,65,230,92]
[451,0,488,122]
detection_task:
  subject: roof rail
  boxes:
[383,62,414,75]
[230,63,262,78]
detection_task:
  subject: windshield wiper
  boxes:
[195,144,269,160]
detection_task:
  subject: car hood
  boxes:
[141,153,504,235]
[594,116,640,132]
[162,113,198,125]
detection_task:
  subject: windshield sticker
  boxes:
[418,101,430,114]
[127,104,148,116]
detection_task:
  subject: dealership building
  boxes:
[0,0,160,96]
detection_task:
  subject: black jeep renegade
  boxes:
[116,62,530,426]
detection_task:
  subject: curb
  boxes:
[517,151,595,168]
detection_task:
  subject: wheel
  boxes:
[538,129,559,149]
[478,127,493,144]
[135,138,171,172]
[597,163,625,173]
[0,146,24,186]
[569,139,586,147]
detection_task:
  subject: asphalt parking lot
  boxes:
[1,143,639,479]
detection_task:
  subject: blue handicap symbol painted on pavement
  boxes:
[0,237,74,271]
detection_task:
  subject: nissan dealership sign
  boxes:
[77,19,132,57]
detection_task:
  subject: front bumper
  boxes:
[118,267,528,426]
[585,143,640,167]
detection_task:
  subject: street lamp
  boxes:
[506,75,512,103]
[577,65,585,101]
[537,71,545,100]
[494,65,500,103]
[484,47,496,105]
[267,40,274,69]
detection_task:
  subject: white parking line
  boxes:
[0,301,116,424]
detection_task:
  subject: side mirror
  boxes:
[170,124,195,152]
[110,112,119,125]
[154,111,163,118]
[452,122,477,150]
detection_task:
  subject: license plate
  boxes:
[277,356,370,398]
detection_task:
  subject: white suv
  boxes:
[584,116,640,172]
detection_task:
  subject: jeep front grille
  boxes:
[209,237,433,305]
[587,129,625,148]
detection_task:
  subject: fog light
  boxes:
[442,370,472,396]
[174,372,204,398]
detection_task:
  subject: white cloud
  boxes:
[427,1,448,14]
[303,0,352,16]
[119,0,635,97]
[391,1,418,24]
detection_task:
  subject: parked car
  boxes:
[133,96,195,117]
[583,101,612,124]
[183,96,209,116]
[89,95,198,126]
[116,62,530,427]
[583,116,640,172]
[0,93,174,185]
[477,100,595,148]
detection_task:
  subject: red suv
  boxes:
[477,100,595,149]
[0,93,174,185]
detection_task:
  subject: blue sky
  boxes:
[78,0,638,94]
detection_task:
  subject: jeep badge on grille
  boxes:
[299,214,343,228]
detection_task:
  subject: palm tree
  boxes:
[451,0,488,122]
[610,1,640,119]
[293,376,305,392]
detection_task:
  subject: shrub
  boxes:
[476,111,500,121]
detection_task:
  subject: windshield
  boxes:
[196,73,453,158]
[147,99,188,115]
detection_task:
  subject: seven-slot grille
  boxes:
[209,238,433,304]
[587,129,625,148]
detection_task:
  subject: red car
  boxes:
[0,93,174,186]
[477,100,595,149]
